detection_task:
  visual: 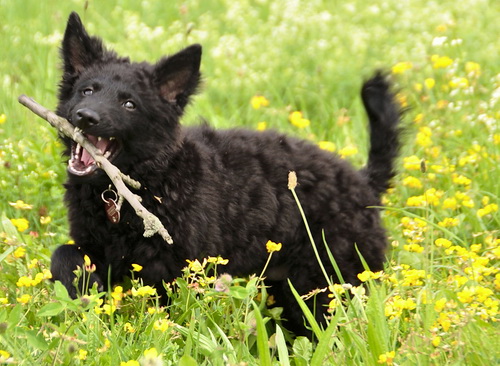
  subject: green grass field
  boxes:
[0,0,499,364]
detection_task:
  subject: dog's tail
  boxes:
[360,72,403,196]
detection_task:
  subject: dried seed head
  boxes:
[288,171,297,190]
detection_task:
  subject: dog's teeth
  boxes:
[109,137,115,141]
[75,144,82,155]
[97,137,102,142]
[104,150,111,158]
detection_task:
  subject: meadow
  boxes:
[0,0,499,364]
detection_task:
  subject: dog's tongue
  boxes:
[81,135,109,166]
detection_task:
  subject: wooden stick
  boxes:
[18,94,174,244]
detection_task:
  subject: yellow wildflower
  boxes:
[10,218,29,232]
[131,285,157,297]
[256,121,267,131]
[435,238,452,248]
[28,258,39,269]
[449,77,469,89]
[391,61,413,74]
[403,155,422,171]
[402,176,423,189]
[431,55,453,69]
[442,197,458,210]
[206,256,229,265]
[266,240,282,253]
[377,351,395,365]
[457,287,475,303]
[432,336,441,347]
[0,113,6,124]
[0,350,10,360]
[396,93,408,108]
[120,361,140,366]
[153,319,171,332]
[416,126,432,147]
[143,347,159,359]
[8,200,33,210]
[452,174,471,186]
[465,61,481,76]
[438,217,459,228]
[78,349,87,360]
[434,298,447,312]
[339,144,358,158]
[424,78,435,89]
[40,216,51,225]
[357,270,383,282]
[250,95,269,110]
[124,322,135,333]
[111,286,124,301]
[13,247,26,258]
[403,243,424,253]
[17,294,32,304]
[413,113,424,124]
[102,303,116,315]
[401,269,426,286]
[436,24,447,32]
[131,263,143,272]
[494,133,500,145]
[318,141,336,152]
[186,259,204,273]
[288,111,310,129]
[477,203,498,218]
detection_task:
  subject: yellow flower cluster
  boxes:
[288,111,310,129]
[377,351,396,365]
[318,140,336,152]
[339,144,358,158]
[250,95,270,110]
[16,269,52,287]
[431,54,454,69]
[385,295,417,319]
[406,188,444,207]
[391,61,413,74]
[416,126,432,147]
[266,240,282,253]
[10,218,29,232]
[357,270,383,282]
[131,285,157,297]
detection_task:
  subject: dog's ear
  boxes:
[61,12,104,74]
[153,44,202,108]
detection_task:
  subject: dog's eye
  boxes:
[123,101,136,110]
[82,88,93,96]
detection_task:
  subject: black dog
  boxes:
[51,12,402,333]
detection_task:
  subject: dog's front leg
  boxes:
[51,244,104,298]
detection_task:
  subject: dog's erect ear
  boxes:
[153,44,202,108]
[61,12,104,74]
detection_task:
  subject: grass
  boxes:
[0,0,499,364]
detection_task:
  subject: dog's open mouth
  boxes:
[68,135,120,176]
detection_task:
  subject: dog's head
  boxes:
[57,12,201,180]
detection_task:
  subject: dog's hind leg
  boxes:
[51,245,103,298]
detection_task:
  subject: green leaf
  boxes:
[37,302,66,317]
[292,336,312,364]
[53,280,71,301]
[25,329,49,351]
[288,280,323,338]
[275,325,291,366]
[310,310,340,365]
[252,301,272,366]
[229,285,250,300]
[179,354,198,366]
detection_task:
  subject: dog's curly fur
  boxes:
[51,12,403,333]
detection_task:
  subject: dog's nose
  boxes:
[75,108,100,129]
